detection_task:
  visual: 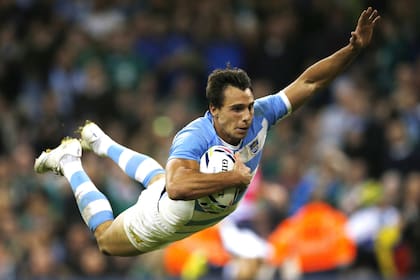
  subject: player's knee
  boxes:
[96,232,112,255]
[99,246,111,256]
[93,222,114,255]
[146,173,165,187]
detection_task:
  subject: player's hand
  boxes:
[350,7,380,50]
[233,153,252,188]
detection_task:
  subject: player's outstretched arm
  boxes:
[283,7,380,110]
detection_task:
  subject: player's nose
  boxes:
[242,109,252,123]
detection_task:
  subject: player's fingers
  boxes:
[365,7,373,17]
[369,9,379,21]
[360,7,377,25]
[359,9,368,22]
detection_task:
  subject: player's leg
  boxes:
[34,138,140,256]
[79,121,165,187]
[93,212,140,256]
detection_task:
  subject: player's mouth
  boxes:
[236,127,249,133]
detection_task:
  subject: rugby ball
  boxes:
[198,146,240,213]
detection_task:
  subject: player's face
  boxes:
[211,86,254,145]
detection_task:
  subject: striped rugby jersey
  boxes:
[163,90,291,238]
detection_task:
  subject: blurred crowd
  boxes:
[0,0,419,279]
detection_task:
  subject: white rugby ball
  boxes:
[198,146,240,213]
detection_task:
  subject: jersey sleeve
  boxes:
[168,124,209,163]
[254,90,292,126]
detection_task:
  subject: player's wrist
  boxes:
[347,41,361,51]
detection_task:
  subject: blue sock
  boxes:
[62,161,114,232]
[106,144,165,187]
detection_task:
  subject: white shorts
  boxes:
[123,178,195,252]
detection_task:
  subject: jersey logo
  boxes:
[249,139,259,154]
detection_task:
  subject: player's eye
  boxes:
[231,105,244,112]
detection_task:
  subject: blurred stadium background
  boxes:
[0,0,419,279]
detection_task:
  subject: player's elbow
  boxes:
[166,183,185,200]
[302,78,324,94]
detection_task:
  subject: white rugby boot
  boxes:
[34,137,82,175]
[78,120,110,156]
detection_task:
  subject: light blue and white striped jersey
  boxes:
[169,90,291,169]
[168,90,291,205]
[138,91,293,248]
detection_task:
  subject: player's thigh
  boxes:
[95,212,141,256]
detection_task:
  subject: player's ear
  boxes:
[209,104,218,117]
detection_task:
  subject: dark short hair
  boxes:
[206,67,252,108]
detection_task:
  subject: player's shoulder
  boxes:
[187,115,213,129]
[169,114,216,161]
[171,113,216,148]
[253,91,291,122]
[176,113,215,138]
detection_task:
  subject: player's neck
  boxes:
[218,136,242,151]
